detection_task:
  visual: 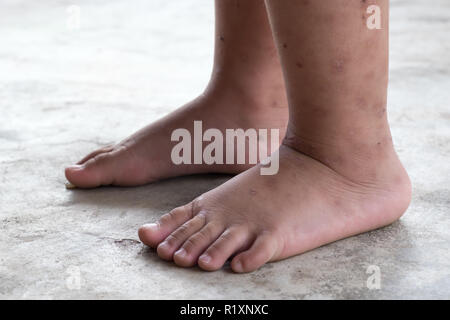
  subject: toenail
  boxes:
[199,254,211,264]
[233,260,243,273]
[67,164,83,170]
[141,223,159,231]
[158,241,169,250]
[175,248,186,257]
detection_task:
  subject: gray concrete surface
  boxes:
[0,0,449,299]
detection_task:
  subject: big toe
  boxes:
[139,205,194,248]
[65,152,117,188]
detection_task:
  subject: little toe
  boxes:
[230,233,278,273]
[197,227,251,271]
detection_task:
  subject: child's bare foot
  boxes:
[138,143,411,273]
[65,0,287,188]
[65,85,287,188]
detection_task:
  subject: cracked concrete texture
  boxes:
[0,0,449,299]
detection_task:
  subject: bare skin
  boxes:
[65,0,288,188]
[138,0,412,272]
[139,146,410,272]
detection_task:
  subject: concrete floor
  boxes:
[0,0,449,299]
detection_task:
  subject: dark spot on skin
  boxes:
[333,59,345,73]
[296,62,303,68]
[220,36,225,42]
[356,97,368,110]
[361,0,377,7]
[378,108,386,117]
[377,142,381,146]
[371,101,387,117]
[364,70,376,80]
[333,199,342,207]
[283,43,288,49]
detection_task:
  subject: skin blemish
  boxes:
[333,59,345,73]
[361,0,377,7]
[249,189,257,196]
[220,36,225,42]
[356,97,368,110]
[333,199,342,208]
[372,101,387,117]
[378,108,386,117]
[283,43,288,49]
[296,61,303,68]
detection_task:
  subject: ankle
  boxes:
[282,134,412,222]
[282,130,411,190]
[204,71,288,112]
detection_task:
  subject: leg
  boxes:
[139,0,411,272]
[65,0,287,188]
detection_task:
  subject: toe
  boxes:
[65,151,118,188]
[173,222,224,267]
[230,233,278,273]
[138,204,193,248]
[197,227,251,271]
[76,145,114,165]
[156,214,207,261]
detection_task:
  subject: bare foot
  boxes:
[65,0,288,188]
[138,143,411,273]
[65,86,288,188]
